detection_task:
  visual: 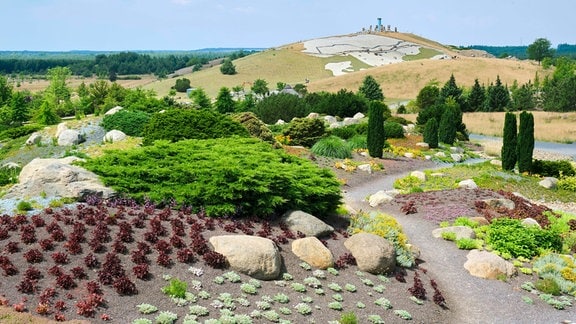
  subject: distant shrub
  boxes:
[346,135,367,150]
[530,159,575,177]
[231,112,276,144]
[534,278,561,296]
[384,121,405,138]
[254,93,310,124]
[82,137,341,218]
[0,124,42,140]
[282,118,326,147]
[142,109,249,145]
[330,125,357,140]
[387,115,410,125]
[101,110,150,137]
[311,136,352,159]
[396,105,407,114]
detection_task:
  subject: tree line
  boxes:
[0,50,256,78]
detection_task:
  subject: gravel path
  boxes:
[342,164,576,324]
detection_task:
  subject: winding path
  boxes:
[342,163,575,324]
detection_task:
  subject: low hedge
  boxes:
[82,137,342,218]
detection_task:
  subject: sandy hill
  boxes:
[145,32,549,101]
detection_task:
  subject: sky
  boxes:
[0,0,573,51]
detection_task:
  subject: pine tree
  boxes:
[423,117,439,149]
[438,98,458,145]
[358,75,384,102]
[215,87,236,114]
[440,74,462,104]
[485,75,510,112]
[517,111,534,173]
[466,79,486,112]
[501,112,517,170]
[220,58,237,75]
[190,88,212,109]
[367,101,385,158]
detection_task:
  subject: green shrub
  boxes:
[485,218,562,258]
[423,118,439,149]
[231,112,276,144]
[101,110,150,137]
[82,137,342,217]
[162,278,188,298]
[0,164,20,186]
[311,136,352,159]
[254,93,309,124]
[330,125,358,140]
[558,176,576,192]
[282,118,326,147]
[142,109,249,145]
[16,200,33,212]
[535,278,561,296]
[0,124,42,140]
[346,135,367,150]
[383,121,405,138]
[531,159,576,177]
[456,238,481,250]
[367,101,385,158]
[441,231,456,241]
[453,217,479,228]
[339,311,358,324]
[386,115,409,125]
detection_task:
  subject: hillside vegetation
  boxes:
[145,32,548,101]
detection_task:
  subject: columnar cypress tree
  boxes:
[438,98,458,145]
[423,117,439,149]
[517,111,535,173]
[501,112,517,170]
[367,101,385,158]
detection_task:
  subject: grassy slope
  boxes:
[144,32,548,102]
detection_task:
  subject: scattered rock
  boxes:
[368,190,393,207]
[403,124,416,133]
[291,237,334,269]
[103,130,127,143]
[410,170,426,181]
[435,152,446,158]
[4,157,114,201]
[521,218,541,228]
[357,164,372,174]
[463,250,517,279]
[416,142,429,149]
[451,153,463,163]
[344,233,396,274]
[404,152,414,158]
[353,112,365,120]
[25,132,42,146]
[343,117,359,126]
[490,159,502,167]
[470,217,490,226]
[275,119,285,125]
[483,198,515,210]
[430,172,445,177]
[58,129,85,146]
[324,115,337,124]
[280,210,334,237]
[432,226,476,240]
[55,122,68,138]
[307,112,319,119]
[539,177,558,189]
[450,147,464,153]
[209,235,282,280]
[329,122,342,128]
[458,179,478,189]
[105,106,123,115]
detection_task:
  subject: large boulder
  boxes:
[324,115,337,125]
[209,235,281,280]
[292,237,334,269]
[105,106,123,115]
[410,171,426,182]
[58,129,85,146]
[55,122,68,138]
[432,226,476,240]
[280,210,334,237]
[4,157,114,201]
[539,177,558,189]
[344,233,396,274]
[458,179,478,189]
[103,130,127,143]
[483,198,515,210]
[464,250,517,279]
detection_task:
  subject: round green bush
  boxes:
[387,115,410,125]
[384,121,405,138]
[311,136,352,159]
[101,110,150,137]
[231,112,276,144]
[142,109,249,145]
[329,125,357,140]
[282,118,326,147]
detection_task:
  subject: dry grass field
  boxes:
[13,75,157,93]
[402,111,576,143]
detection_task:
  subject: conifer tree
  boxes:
[501,112,517,170]
[367,101,385,158]
[423,117,439,149]
[517,111,534,173]
[358,75,384,102]
[466,79,486,112]
[438,98,458,145]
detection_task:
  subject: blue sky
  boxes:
[0,0,572,51]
